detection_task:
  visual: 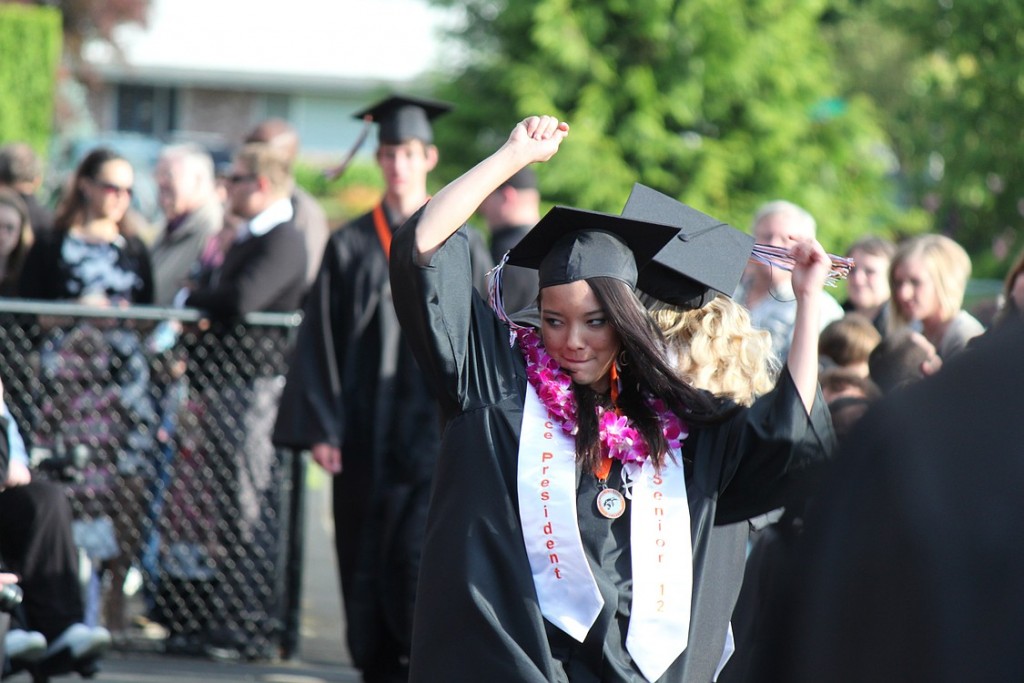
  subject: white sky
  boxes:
[90,0,458,84]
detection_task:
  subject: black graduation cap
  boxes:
[353,94,453,145]
[621,184,754,309]
[506,206,679,289]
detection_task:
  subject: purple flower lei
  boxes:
[516,327,689,466]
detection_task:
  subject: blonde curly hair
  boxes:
[649,295,779,406]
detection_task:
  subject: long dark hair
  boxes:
[53,147,132,235]
[0,187,34,296]
[551,277,725,472]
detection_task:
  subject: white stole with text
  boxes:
[517,384,693,682]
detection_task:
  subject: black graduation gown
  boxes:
[751,319,1024,683]
[0,412,9,482]
[272,204,492,668]
[389,210,835,683]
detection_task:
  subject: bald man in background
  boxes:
[735,200,844,362]
[245,119,330,284]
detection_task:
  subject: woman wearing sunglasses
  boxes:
[15,147,157,653]
[20,147,153,305]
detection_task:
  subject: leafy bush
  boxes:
[294,157,384,226]
[0,4,62,155]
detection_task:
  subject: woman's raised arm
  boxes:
[787,238,832,413]
[414,115,569,264]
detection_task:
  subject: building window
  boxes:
[263,94,291,120]
[116,84,178,136]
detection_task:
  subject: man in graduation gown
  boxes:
[272,95,492,683]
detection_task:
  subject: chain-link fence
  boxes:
[0,300,306,661]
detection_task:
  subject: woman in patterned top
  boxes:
[20,147,152,304]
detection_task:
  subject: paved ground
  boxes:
[14,467,362,683]
[84,655,360,683]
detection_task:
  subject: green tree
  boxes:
[0,4,62,152]
[3,0,151,150]
[428,0,912,251]
[839,0,1024,276]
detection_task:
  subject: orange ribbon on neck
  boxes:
[593,360,622,481]
[372,204,391,259]
[610,361,621,405]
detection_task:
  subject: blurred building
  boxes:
[76,0,454,162]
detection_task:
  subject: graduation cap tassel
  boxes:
[487,253,525,346]
[750,244,855,288]
[322,115,374,182]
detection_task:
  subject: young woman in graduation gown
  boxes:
[389,116,835,683]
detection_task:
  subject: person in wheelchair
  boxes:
[0,382,111,673]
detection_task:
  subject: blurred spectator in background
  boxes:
[478,167,541,314]
[818,313,881,377]
[0,142,53,235]
[178,142,307,656]
[150,144,224,307]
[818,363,882,447]
[889,234,983,360]
[735,200,844,362]
[17,147,156,635]
[650,294,779,407]
[184,142,307,317]
[818,366,881,406]
[138,142,222,626]
[652,296,784,683]
[843,235,895,337]
[868,328,942,394]
[19,147,153,305]
[244,118,329,285]
[0,188,34,297]
[818,365,881,443]
[991,248,1024,330]
[0,389,112,669]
